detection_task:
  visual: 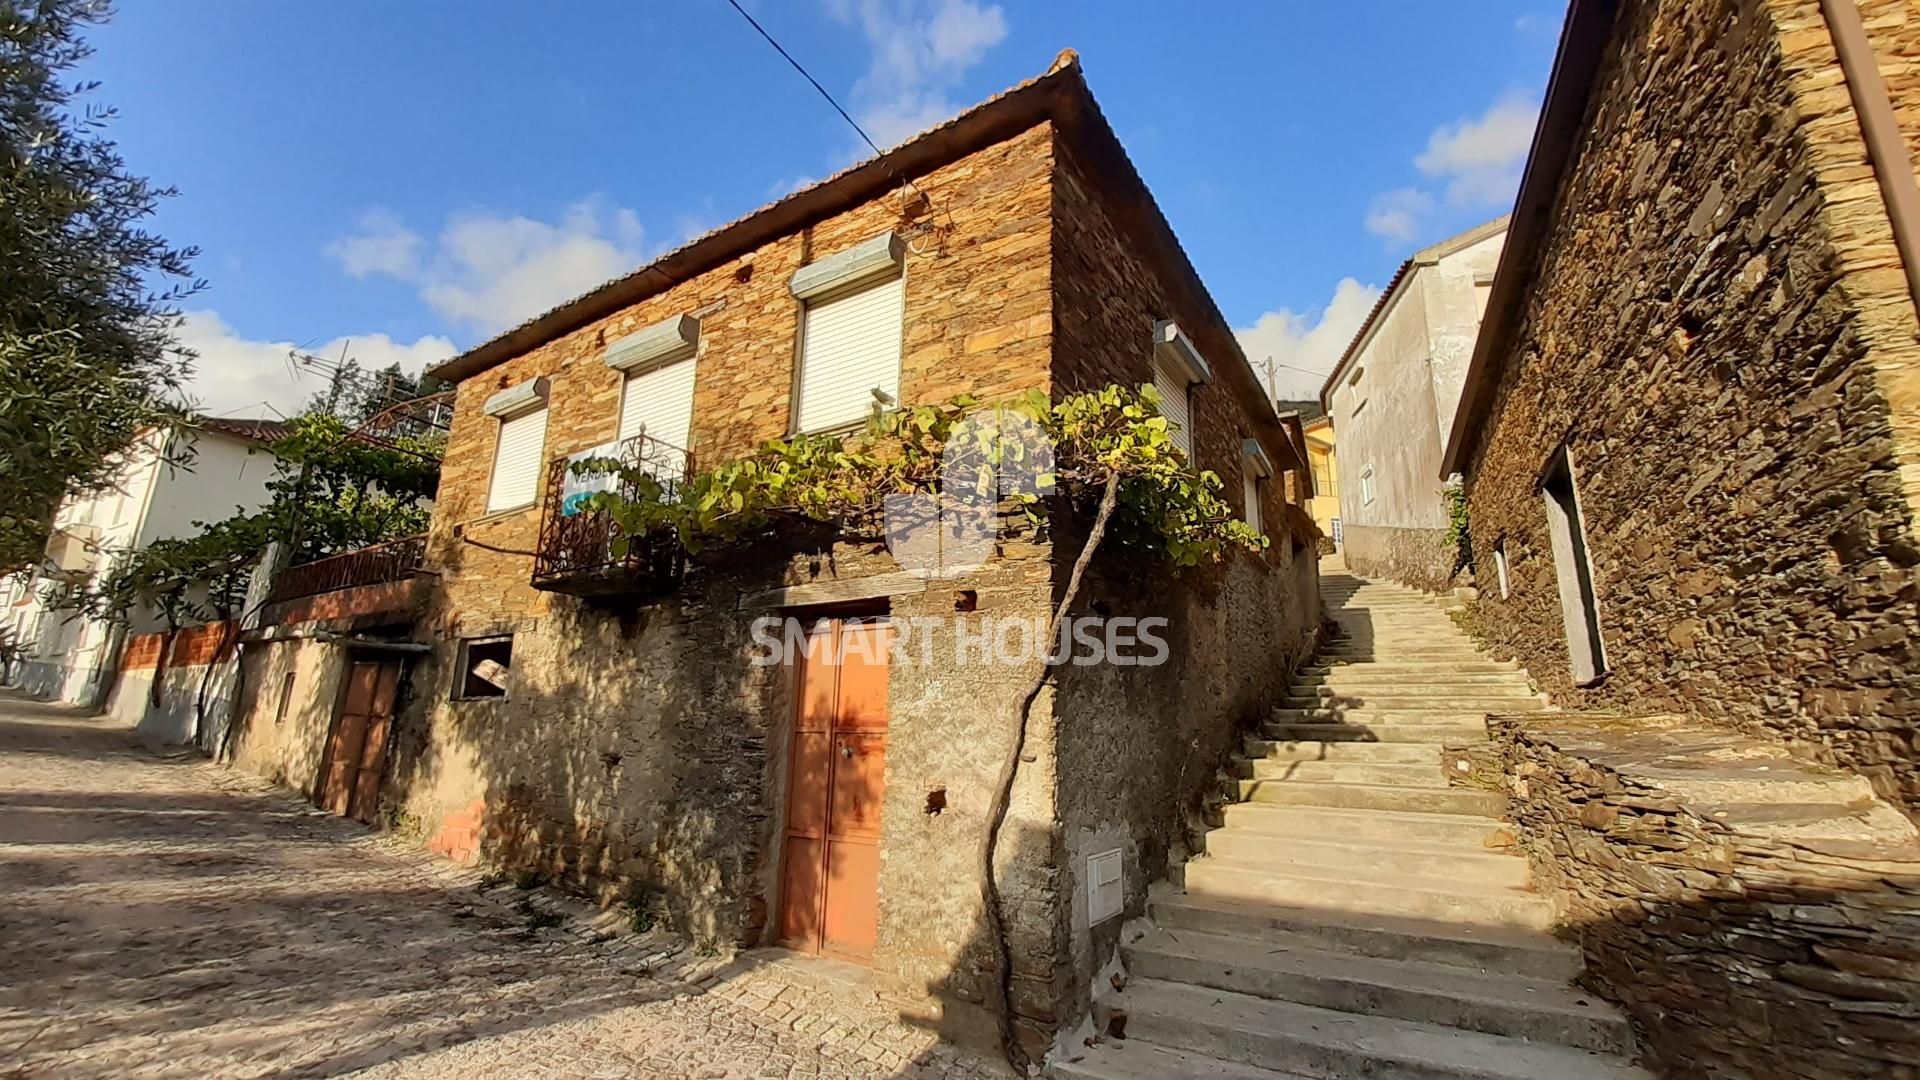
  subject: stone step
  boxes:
[1122,927,1630,1052]
[1272,707,1495,724]
[1289,681,1537,697]
[1277,696,1543,712]
[1244,737,1443,764]
[1101,979,1650,1079]
[1199,832,1529,888]
[1054,1040,1312,1080]
[1217,803,1514,848]
[1182,861,1553,929]
[1236,779,1506,817]
[1148,893,1580,980]
[1263,722,1487,744]
[1316,648,1489,660]
[1241,758,1448,787]
[1300,661,1519,674]
[1293,672,1532,688]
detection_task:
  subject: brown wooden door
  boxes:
[319,658,403,823]
[778,617,890,961]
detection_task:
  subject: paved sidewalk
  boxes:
[0,694,1003,1079]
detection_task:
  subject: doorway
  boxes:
[1542,447,1607,685]
[777,616,891,961]
[318,656,404,823]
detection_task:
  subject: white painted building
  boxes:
[1320,216,1507,590]
[2,419,284,707]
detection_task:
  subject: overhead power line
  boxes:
[721,0,884,160]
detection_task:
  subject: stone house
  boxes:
[227,51,1322,1058]
[1435,0,1920,1073]
[2,417,283,721]
[1441,0,1920,811]
[1321,216,1508,591]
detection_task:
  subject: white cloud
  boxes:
[326,208,422,278]
[1359,91,1540,245]
[1234,278,1383,401]
[829,0,1009,149]
[1364,188,1436,243]
[1414,92,1540,207]
[330,198,646,338]
[169,309,455,420]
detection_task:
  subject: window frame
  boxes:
[452,634,515,701]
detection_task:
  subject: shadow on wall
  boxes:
[383,524,1072,1055]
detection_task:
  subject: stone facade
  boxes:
[1456,0,1920,808]
[1047,134,1324,1041]
[1491,713,1920,1078]
[232,59,1320,1061]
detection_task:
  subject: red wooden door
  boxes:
[319,658,403,823]
[778,617,890,961]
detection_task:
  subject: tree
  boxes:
[0,0,203,575]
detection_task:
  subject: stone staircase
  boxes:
[1058,573,1651,1080]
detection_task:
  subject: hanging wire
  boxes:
[718,0,945,251]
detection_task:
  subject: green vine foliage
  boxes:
[577,383,1268,567]
[1442,480,1472,573]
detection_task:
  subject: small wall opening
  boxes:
[1541,447,1606,684]
[455,635,514,699]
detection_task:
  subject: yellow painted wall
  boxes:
[1305,420,1340,546]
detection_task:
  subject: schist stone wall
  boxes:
[370,122,1064,1050]
[1459,0,1920,808]
[1046,133,1324,1040]
[1492,714,1920,1079]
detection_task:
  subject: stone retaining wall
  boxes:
[1339,523,1461,594]
[1491,713,1920,1078]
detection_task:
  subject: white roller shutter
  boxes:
[617,355,697,477]
[1154,358,1194,458]
[486,407,548,512]
[795,275,904,433]
[1242,467,1262,534]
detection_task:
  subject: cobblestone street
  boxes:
[0,695,1003,1080]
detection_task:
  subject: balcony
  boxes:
[268,534,427,604]
[531,433,692,598]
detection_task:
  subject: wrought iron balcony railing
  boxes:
[531,433,692,598]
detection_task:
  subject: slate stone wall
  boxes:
[1459,0,1920,807]
[1046,133,1324,1044]
[357,123,1066,1050]
[1493,716,1920,1078]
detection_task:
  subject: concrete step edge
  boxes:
[1104,980,1651,1080]
[1124,926,1631,1049]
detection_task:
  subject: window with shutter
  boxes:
[486,407,548,512]
[1242,466,1263,535]
[618,355,697,477]
[795,275,904,433]
[1154,357,1195,458]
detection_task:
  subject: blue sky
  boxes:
[84,1,1562,415]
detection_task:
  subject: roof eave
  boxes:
[1438,0,1620,478]
[428,55,1082,386]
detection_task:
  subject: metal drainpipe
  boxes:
[1819,0,1920,325]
